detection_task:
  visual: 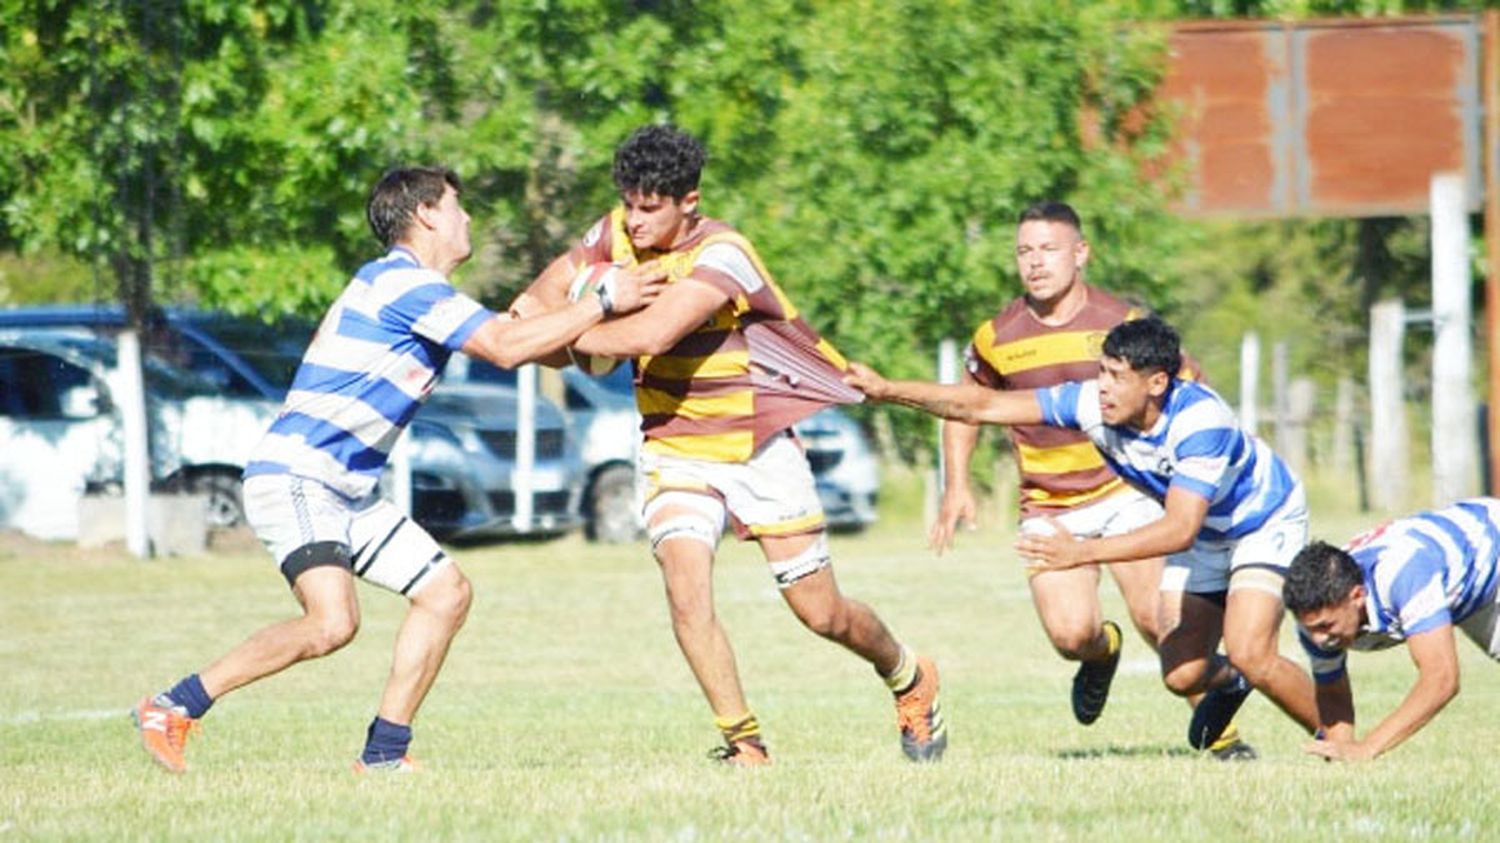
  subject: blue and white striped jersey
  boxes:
[1299,498,1500,683]
[243,246,493,499]
[1036,379,1300,541]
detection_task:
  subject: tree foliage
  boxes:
[4,0,1481,462]
[3,0,1188,456]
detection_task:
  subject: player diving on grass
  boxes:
[847,315,1321,753]
[1285,497,1500,761]
[509,124,947,765]
[131,166,664,773]
[935,201,1253,759]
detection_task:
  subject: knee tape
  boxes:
[768,532,831,589]
[646,491,725,555]
[649,514,720,554]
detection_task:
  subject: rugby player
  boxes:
[848,315,1321,751]
[936,202,1252,758]
[131,166,664,773]
[511,125,946,766]
[1286,498,1500,761]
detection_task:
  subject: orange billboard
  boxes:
[1161,16,1484,218]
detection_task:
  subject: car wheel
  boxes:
[585,464,640,543]
[189,469,246,529]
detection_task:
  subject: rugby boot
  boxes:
[1071,620,1122,725]
[353,755,420,774]
[1188,671,1254,750]
[894,655,947,762]
[132,695,200,773]
[708,737,771,767]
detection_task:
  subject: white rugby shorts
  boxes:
[638,430,825,543]
[1019,486,1164,562]
[243,473,451,597]
[1458,591,1500,659]
[1160,483,1309,598]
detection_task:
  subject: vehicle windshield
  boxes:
[182,314,313,392]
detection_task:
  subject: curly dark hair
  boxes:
[366,166,462,247]
[1101,315,1182,379]
[612,124,706,199]
[1283,540,1364,614]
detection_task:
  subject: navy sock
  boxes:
[361,716,412,765]
[165,674,214,720]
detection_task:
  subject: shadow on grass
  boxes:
[1056,744,1196,760]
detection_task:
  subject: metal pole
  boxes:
[389,430,412,517]
[1483,9,1500,494]
[1369,299,1408,512]
[513,362,537,532]
[1239,332,1260,434]
[1273,340,1290,456]
[927,338,959,530]
[936,337,959,482]
[118,330,152,558]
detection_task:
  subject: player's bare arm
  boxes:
[845,363,1046,426]
[463,268,666,369]
[572,275,728,358]
[513,256,669,316]
[1310,672,1357,745]
[511,251,581,315]
[1018,485,1207,571]
[1304,625,1460,762]
[931,371,983,554]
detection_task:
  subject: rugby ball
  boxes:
[566,262,623,376]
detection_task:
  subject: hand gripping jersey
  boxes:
[1299,498,1500,683]
[571,209,861,463]
[965,287,1143,516]
[243,246,492,499]
[1036,378,1299,542]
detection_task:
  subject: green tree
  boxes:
[1,0,1195,464]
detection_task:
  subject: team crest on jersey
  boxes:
[1085,330,1107,358]
[582,220,604,248]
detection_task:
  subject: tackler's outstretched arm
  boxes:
[844,362,1045,426]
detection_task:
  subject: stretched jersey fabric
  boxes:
[1036,378,1298,541]
[244,246,493,499]
[570,209,860,463]
[966,286,1143,516]
[1299,497,1500,683]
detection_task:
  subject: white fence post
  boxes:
[1239,332,1260,434]
[118,330,152,558]
[513,362,537,532]
[1369,299,1408,512]
[389,430,412,517]
[1273,340,1290,456]
[1332,376,1356,479]
[1430,171,1479,503]
[927,338,959,529]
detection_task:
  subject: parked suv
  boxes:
[400,380,583,540]
[0,304,586,541]
[449,356,881,542]
[0,330,278,539]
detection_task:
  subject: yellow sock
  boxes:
[1102,620,1122,657]
[1207,722,1242,752]
[882,645,917,693]
[715,712,761,745]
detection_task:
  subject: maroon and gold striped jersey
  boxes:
[965,286,1144,516]
[571,208,859,463]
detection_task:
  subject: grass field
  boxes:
[2,481,1498,840]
